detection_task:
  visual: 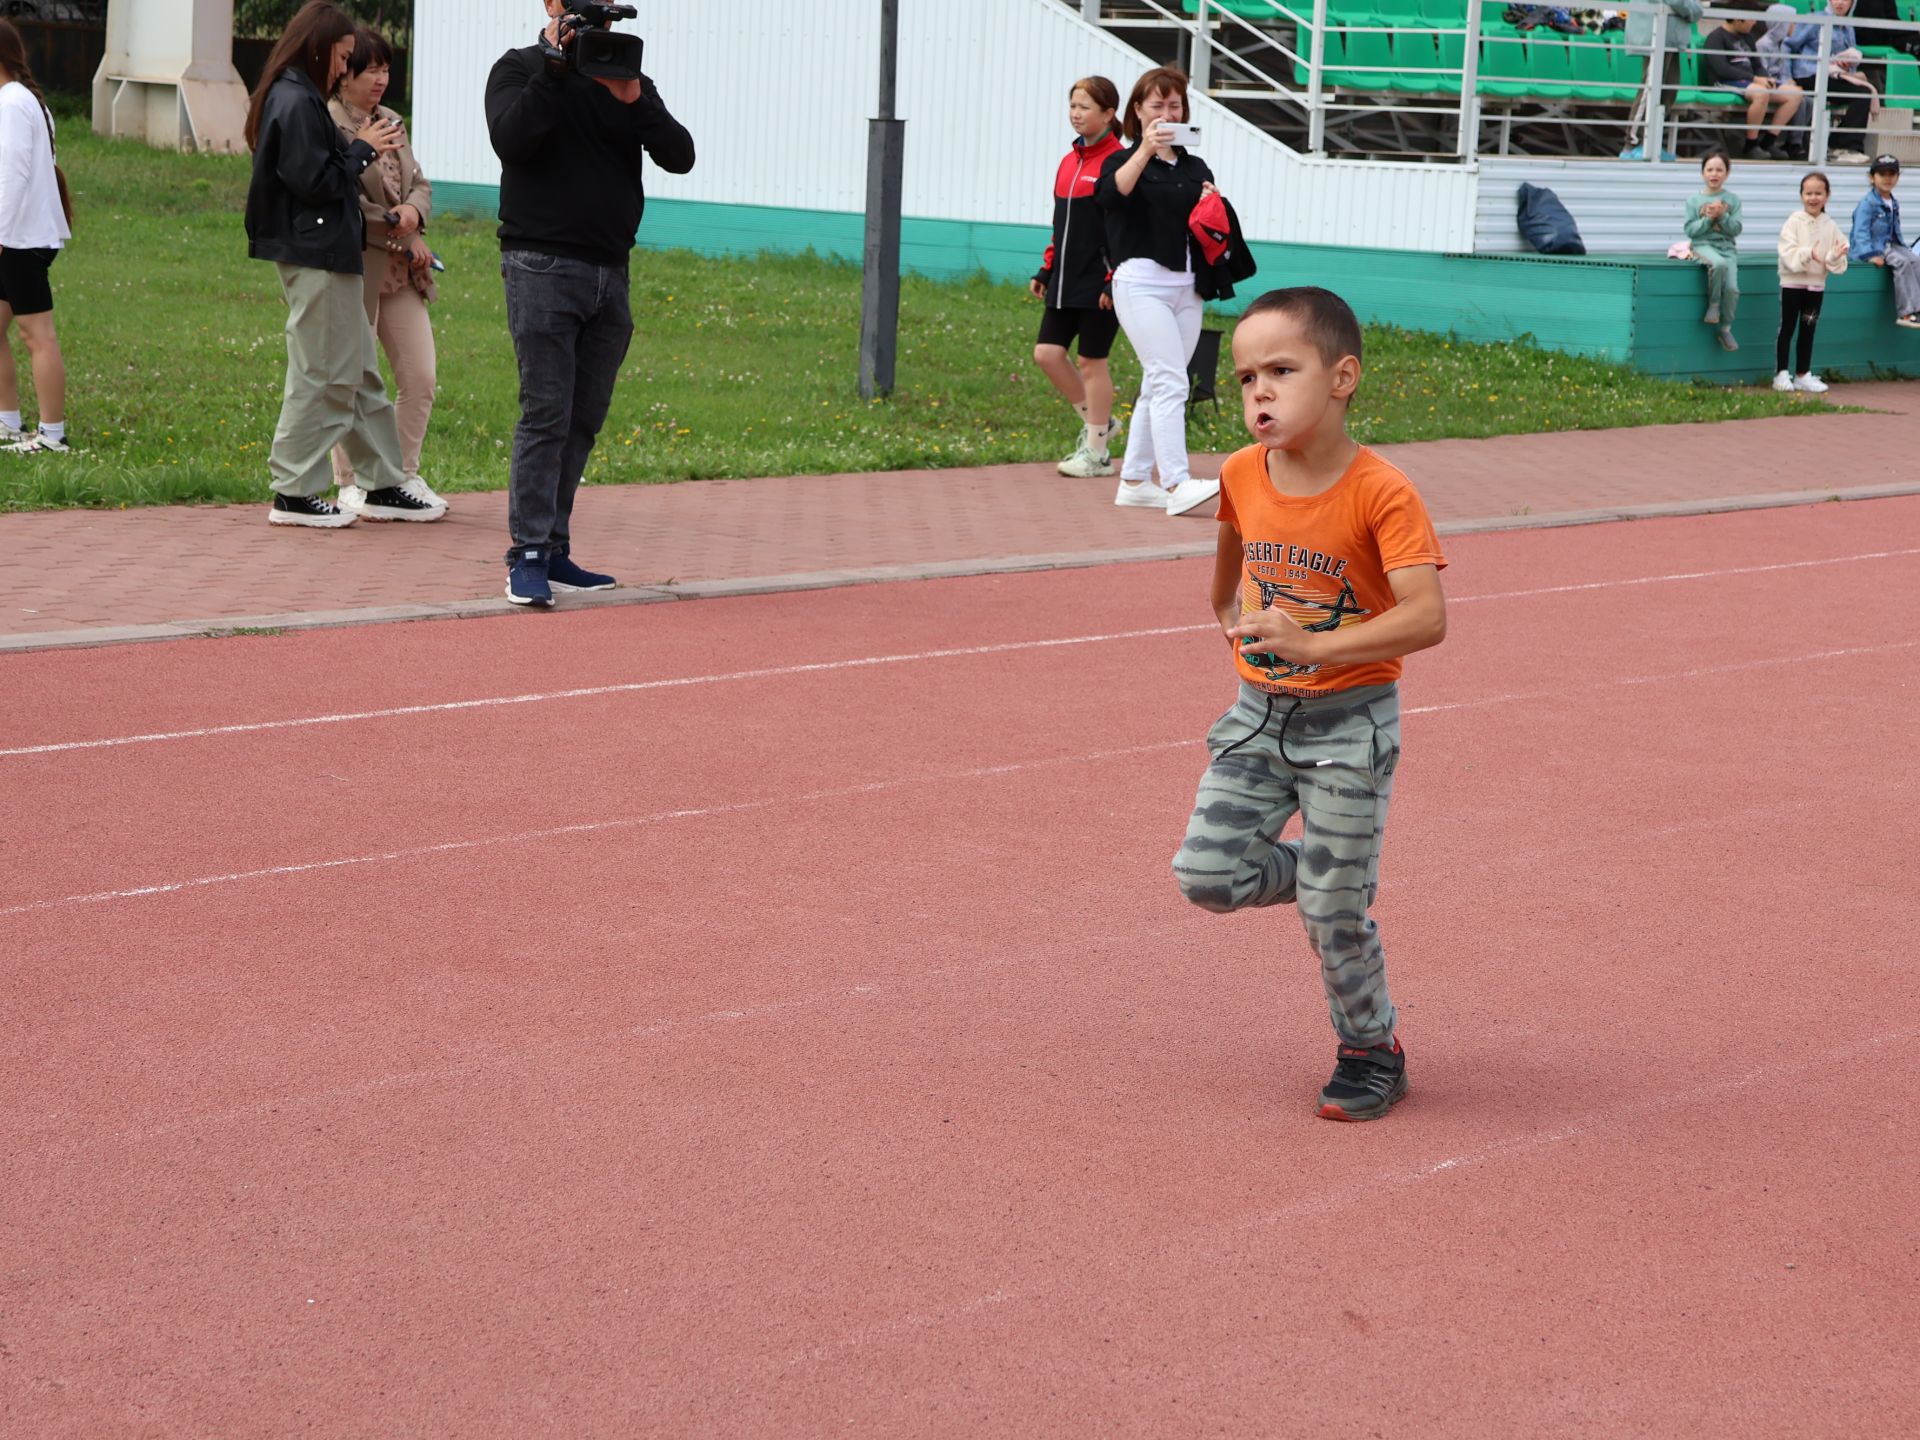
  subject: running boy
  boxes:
[1171,287,1447,1123]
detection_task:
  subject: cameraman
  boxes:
[485,1,694,607]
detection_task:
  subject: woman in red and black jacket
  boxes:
[1095,66,1220,518]
[1029,75,1122,478]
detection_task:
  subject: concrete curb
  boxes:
[6,482,1918,655]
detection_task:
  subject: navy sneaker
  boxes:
[1317,1037,1408,1122]
[505,547,553,608]
[548,547,616,592]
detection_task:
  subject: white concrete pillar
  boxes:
[92,0,250,153]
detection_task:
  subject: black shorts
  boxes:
[1036,304,1119,360]
[0,246,57,316]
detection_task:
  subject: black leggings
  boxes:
[1777,286,1822,375]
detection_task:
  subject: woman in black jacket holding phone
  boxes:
[244,0,420,528]
[1096,66,1219,518]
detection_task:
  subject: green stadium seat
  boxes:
[1477,31,1534,97]
[1526,36,1577,100]
[1676,47,1745,107]
[1328,24,1397,89]
[1181,0,1293,17]
[1391,28,1453,93]
[1886,58,1920,108]
[1568,33,1631,104]
[1294,27,1347,86]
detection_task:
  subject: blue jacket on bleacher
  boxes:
[1784,12,1858,82]
[1850,188,1904,261]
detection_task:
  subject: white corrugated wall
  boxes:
[413,0,1479,251]
[1474,157,1824,255]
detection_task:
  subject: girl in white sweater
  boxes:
[0,20,72,453]
[1774,172,1850,393]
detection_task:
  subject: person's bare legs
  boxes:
[1772,82,1802,132]
[1078,354,1113,428]
[0,302,16,418]
[1034,342,1087,410]
[14,311,64,425]
[1744,79,1771,140]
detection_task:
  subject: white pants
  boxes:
[1112,271,1202,489]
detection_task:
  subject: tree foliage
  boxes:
[231,0,412,44]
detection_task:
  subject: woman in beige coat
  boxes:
[328,27,445,517]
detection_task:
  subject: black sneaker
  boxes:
[269,493,356,528]
[548,548,616,592]
[1317,1037,1408,1122]
[357,484,447,522]
[505,546,553,608]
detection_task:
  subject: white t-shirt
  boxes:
[0,81,70,251]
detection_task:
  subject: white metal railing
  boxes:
[1077,0,1920,165]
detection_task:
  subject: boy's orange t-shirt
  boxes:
[1216,443,1447,697]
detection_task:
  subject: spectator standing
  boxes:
[1622,0,1701,161]
[1095,66,1221,518]
[1774,171,1849,391]
[1031,76,1124,480]
[1685,149,1743,351]
[245,0,413,528]
[1786,0,1876,164]
[328,27,447,520]
[1703,13,1804,159]
[0,19,72,455]
[1849,153,1920,326]
[485,0,695,607]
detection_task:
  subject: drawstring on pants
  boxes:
[1216,693,1332,771]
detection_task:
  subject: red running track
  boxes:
[3,498,1918,1436]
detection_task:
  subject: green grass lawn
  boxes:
[1,122,1826,513]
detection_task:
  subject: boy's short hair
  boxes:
[1238,286,1364,370]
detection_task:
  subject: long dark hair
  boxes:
[0,20,72,227]
[244,0,357,151]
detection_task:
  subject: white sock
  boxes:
[1072,401,1089,422]
[39,420,64,442]
[0,411,20,432]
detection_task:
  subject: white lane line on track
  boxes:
[8,545,1916,760]
[6,634,1916,920]
[1449,545,1920,605]
[0,739,1195,919]
[788,1025,1919,1370]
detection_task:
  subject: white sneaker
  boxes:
[1058,442,1115,478]
[5,428,70,454]
[1830,149,1868,164]
[1165,477,1222,517]
[401,475,448,509]
[1772,370,1795,392]
[1113,478,1169,509]
[1792,373,1829,393]
[337,483,367,514]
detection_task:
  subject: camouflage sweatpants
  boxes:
[1171,681,1402,1048]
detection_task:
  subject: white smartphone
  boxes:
[1160,122,1201,148]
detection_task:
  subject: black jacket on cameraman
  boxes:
[1095,145,1233,297]
[485,42,696,268]
[245,68,375,274]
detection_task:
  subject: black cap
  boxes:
[1869,153,1901,174]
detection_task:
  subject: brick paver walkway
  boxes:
[3,383,1915,651]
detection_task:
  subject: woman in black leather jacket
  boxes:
[243,0,422,528]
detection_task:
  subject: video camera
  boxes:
[557,2,644,81]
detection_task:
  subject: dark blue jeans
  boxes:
[500,249,634,559]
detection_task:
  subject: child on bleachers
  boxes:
[1849,153,1920,327]
[1786,0,1876,165]
[1774,171,1850,392]
[1685,150,1743,350]
[1702,12,1803,158]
